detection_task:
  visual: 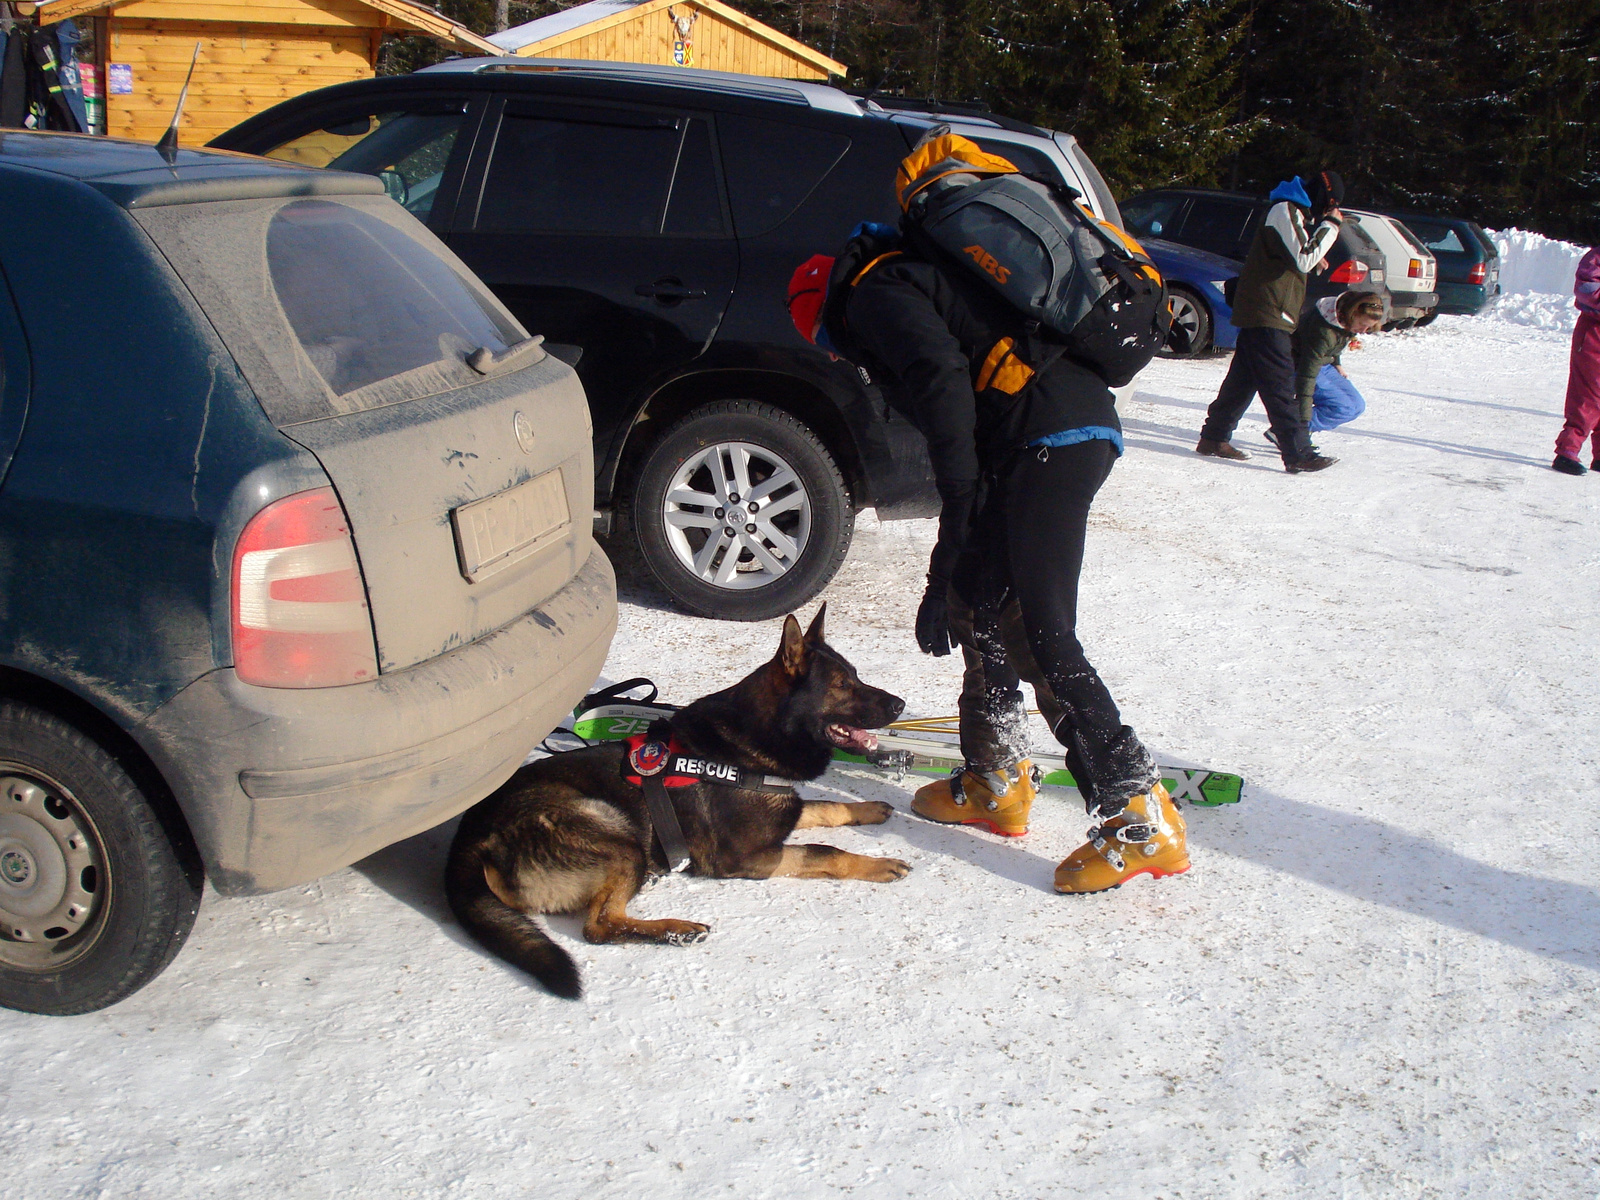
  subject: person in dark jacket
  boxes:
[787,140,1189,896]
[1196,172,1343,472]
[1292,290,1386,432]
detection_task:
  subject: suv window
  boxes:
[261,101,469,221]
[1180,197,1255,258]
[1122,193,1188,240]
[268,200,513,397]
[717,114,850,238]
[478,104,685,235]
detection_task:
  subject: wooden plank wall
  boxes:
[534,11,824,79]
[109,0,385,30]
[105,18,374,146]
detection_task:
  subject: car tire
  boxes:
[0,702,202,1015]
[1157,286,1213,357]
[633,401,854,621]
[1415,310,1439,328]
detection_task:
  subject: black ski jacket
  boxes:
[845,251,1117,582]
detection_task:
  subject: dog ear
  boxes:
[778,613,807,676]
[804,602,827,644]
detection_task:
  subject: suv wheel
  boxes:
[1158,286,1212,357]
[0,702,202,1015]
[633,401,854,621]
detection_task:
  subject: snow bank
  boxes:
[1488,227,1588,296]
[1480,228,1588,333]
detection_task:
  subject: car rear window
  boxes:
[1401,218,1467,254]
[717,114,850,238]
[134,194,526,425]
[268,200,512,396]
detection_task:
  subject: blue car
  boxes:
[1142,237,1239,356]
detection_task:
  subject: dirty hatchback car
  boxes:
[0,133,616,1015]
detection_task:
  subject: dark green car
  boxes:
[0,132,616,1014]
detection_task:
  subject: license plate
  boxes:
[451,467,570,583]
[1371,269,1385,283]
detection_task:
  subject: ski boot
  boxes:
[1054,782,1190,894]
[912,760,1040,837]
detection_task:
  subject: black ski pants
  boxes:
[949,438,1135,806]
[1201,326,1314,459]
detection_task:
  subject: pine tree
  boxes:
[977,0,1258,192]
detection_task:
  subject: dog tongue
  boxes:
[829,724,879,754]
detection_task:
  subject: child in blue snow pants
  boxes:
[1309,364,1367,432]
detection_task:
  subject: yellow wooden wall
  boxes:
[103,18,375,146]
[526,10,827,80]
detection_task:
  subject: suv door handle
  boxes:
[635,278,708,303]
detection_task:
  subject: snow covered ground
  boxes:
[4,304,1598,1197]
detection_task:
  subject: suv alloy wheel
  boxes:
[632,401,854,620]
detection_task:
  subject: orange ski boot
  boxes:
[1054,782,1189,894]
[912,761,1039,837]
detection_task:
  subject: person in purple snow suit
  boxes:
[1552,246,1600,475]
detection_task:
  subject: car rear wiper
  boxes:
[467,335,547,376]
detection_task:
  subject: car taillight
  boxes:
[1328,259,1369,283]
[1407,258,1423,279]
[1467,262,1487,284]
[231,487,378,688]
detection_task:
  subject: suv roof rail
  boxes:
[867,97,1046,138]
[418,56,867,116]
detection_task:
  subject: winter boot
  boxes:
[1054,782,1190,894]
[1552,454,1587,476]
[912,761,1039,837]
[1195,437,1249,460]
[1284,451,1338,473]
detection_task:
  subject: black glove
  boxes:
[915,578,952,656]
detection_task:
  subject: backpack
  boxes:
[895,132,1170,387]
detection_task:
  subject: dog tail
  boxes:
[446,853,583,1000]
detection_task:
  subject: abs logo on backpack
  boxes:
[964,245,1011,285]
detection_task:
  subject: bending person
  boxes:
[791,231,1188,896]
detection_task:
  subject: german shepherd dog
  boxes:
[446,606,908,998]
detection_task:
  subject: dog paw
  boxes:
[853,800,895,825]
[662,921,710,945]
[863,857,912,882]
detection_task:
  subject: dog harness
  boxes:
[622,727,797,873]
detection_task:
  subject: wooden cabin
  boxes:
[33,0,499,147]
[489,0,845,81]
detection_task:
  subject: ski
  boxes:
[835,718,1242,807]
[569,700,1242,807]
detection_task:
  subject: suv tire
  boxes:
[0,702,202,1015]
[633,401,854,621]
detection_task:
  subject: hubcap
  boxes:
[660,441,811,590]
[0,771,105,971]
[1166,292,1202,350]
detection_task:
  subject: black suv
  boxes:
[217,60,1126,621]
[213,64,921,618]
[1121,188,1389,311]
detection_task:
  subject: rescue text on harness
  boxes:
[621,732,797,794]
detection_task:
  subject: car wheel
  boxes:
[1157,287,1212,357]
[0,702,202,1015]
[633,401,854,621]
[1415,310,1439,328]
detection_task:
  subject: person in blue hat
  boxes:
[1196,171,1344,472]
